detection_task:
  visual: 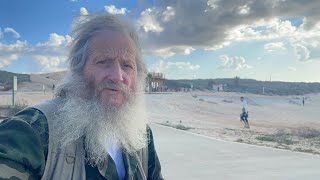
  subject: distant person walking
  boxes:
[302,97,305,106]
[240,97,250,128]
[52,84,55,98]
[42,84,46,94]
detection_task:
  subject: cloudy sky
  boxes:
[1,0,320,82]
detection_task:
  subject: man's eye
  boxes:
[96,60,107,64]
[124,63,134,69]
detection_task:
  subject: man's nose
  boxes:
[107,62,124,83]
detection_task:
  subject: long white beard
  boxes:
[52,76,147,165]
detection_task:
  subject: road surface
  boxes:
[150,124,320,180]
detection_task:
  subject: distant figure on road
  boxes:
[240,96,250,128]
[302,97,305,106]
[42,84,46,94]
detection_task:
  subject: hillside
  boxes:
[166,78,320,95]
[0,70,30,84]
[0,70,67,92]
[0,70,31,90]
[1,70,320,95]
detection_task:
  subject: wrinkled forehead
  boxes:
[88,30,137,58]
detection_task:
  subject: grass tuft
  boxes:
[0,100,28,118]
[256,134,295,145]
[159,121,193,131]
[191,94,198,98]
[291,127,320,139]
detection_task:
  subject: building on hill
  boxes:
[211,84,224,92]
[146,72,167,92]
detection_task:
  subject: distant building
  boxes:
[212,84,224,92]
[146,72,166,92]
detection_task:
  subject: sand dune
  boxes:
[13,71,67,92]
[146,91,320,154]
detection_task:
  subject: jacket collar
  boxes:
[96,148,141,180]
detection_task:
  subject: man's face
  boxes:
[83,31,137,107]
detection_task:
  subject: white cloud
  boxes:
[0,40,26,52]
[206,17,318,58]
[150,60,200,79]
[224,18,297,43]
[37,33,70,47]
[238,5,250,15]
[150,60,200,73]
[219,55,251,70]
[80,7,89,16]
[293,44,311,62]
[138,8,164,33]
[32,55,66,72]
[0,33,69,72]
[264,42,286,52]
[137,1,320,58]
[0,54,18,68]
[0,40,27,68]
[150,60,167,73]
[167,61,200,70]
[288,66,297,71]
[147,46,195,58]
[151,48,176,58]
[162,6,175,22]
[206,0,220,10]
[104,5,128,15]
[4,28,21,38]
[33,55,60,67]
[32,33,70,71]
[183,47,195,55]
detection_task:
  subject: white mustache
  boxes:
[97,81,130,93]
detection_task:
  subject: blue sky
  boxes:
[1,0,320,82]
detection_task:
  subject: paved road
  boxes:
[150,124,320,180]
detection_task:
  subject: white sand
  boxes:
[146,91,320,154]
[147,92,320,129]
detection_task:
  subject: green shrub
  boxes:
[256,134,295,145]
[175,124,193,131]
[159,121,193,131]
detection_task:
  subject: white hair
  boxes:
[56,13,146,97]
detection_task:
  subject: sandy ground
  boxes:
[1,91,319,154]
[146,91,320,154]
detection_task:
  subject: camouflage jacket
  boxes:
[0,106,163,180]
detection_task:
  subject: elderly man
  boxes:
[0,14,163,180]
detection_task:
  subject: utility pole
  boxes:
[12,76,17,106]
